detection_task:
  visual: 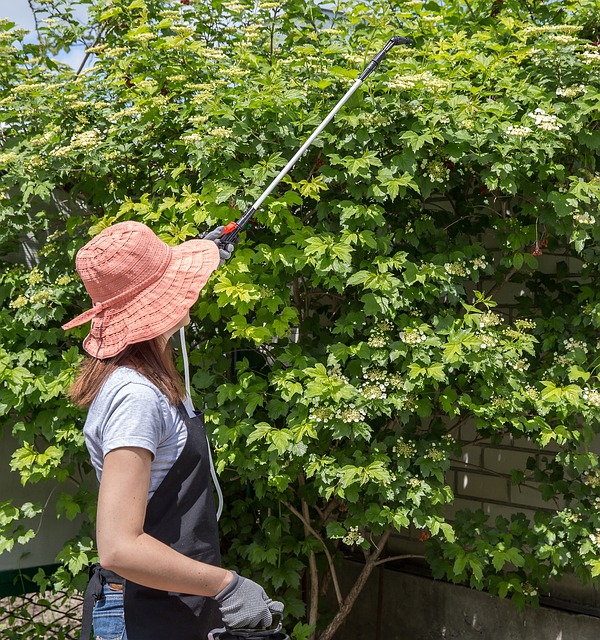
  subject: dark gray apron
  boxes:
[124,406,223,639]
[81,406,223,640]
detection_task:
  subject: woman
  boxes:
[63,221,283,640]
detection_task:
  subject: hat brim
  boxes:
[81,238,219,359]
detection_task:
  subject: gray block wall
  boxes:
[334,561,600,640]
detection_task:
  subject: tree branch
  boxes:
[317,528,393,640]
[373,553,424,567]
[282,500,343,607]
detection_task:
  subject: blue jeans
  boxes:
[93,582,127,640]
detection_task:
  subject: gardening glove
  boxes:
[213,571,284,630]
[202,226,234,267]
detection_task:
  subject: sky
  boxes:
[2,0,89,69]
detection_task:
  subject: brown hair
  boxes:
[67,337,185,408]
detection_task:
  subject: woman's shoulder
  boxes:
[85,367,174,438]
[89,367,169,414]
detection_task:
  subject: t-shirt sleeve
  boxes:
[100,382,166,459]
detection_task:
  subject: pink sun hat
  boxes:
[62,221,220,359]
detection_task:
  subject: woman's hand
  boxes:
[202,226,234,266]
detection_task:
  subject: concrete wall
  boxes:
[334,561,600,640]
[0,433,84,572]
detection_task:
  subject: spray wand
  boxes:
[216,35,412,246]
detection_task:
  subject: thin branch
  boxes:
[298,476,319,634]
[485,266,517,299]
[27,0,45,47]
[282,500,343,607]
[463,0,478,21]
[75,24,106,76]
[373,553,424,567]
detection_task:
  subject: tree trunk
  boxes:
[317,529,392,640]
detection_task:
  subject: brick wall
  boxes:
[387,243,600,607]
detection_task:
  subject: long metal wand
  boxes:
[218,35,412,244]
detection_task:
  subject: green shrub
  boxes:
[1,1,599,637]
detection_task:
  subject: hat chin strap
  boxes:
[179,326,224,522]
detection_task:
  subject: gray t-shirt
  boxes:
[84,366,188,499]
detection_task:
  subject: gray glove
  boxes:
[202,225,234,267]
[213,571,284,630]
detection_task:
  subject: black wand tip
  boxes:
[391,36,413,46]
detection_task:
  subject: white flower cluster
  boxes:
[85,44,108,54]
[50,129,101,157]
[522,584,538,597]
[368,320,393,349]
[26,269,44,286]
[582,50,600,64]
[564,337,588,353]
[444,261,469,277]
[572,211,595,225]
[506,124,532,137]
[56,274,73,286]
[226,67,251,79]
[104,47,128,58]
[528,108,562,132]
[479,312,501,328]
[590,531,600,546]
[368,334,388,348]
[329,368,349,384]
[513,359,529,372]
[522,25,581,37]
[309,406,333,423]
[112,106,142,121]
[515,319,536,330]
[387,71,450,93]
[339,406,366,423]
[479,334,498,349]
[10,295,28,309]
[208,127,233,139]
[582,469,600,488]
[556,85,586,98]
[12,82,45,95]
[182,132,203,144]
[394,439,417,458]
[425,447,446,462]
[168,26,194,41]
[361,383,387,400]
[364,368,387,382]
[30,290,52,305]
[407,477,422,489]
[554,354,571,367]
[189,115,209,125]
[471,257,488,270]
[0,151,18,164]
[582,388,600,408]
[420,158,450,183]
[551,35,578,44]
[342,527,364,546]
[400,328,427,345]
[524,385,539,400]
[128,31,155,42]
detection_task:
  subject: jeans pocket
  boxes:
[93,584,126,640]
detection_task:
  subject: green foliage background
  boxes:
[1,0,600,637]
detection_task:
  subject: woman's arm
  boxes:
[96,446,232,596]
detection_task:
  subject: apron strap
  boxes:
[80,564,125,640]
